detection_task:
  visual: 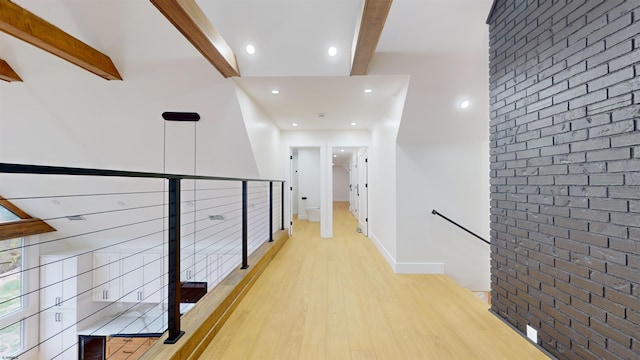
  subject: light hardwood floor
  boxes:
[199,202,549,359]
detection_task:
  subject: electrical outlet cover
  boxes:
[526,325,538,343]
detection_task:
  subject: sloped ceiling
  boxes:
[1,0,492,136]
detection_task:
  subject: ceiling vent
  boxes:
[66,215,86,221]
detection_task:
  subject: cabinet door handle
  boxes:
[123,351,134,354]
[55,312,61,322]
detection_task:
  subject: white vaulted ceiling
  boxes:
[3,0,492,136]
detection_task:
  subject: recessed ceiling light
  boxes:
[460,100,470,109]
[333,154,337,158]
[271,89,279,94]
[340,149,345,152]
[331,163,335,166]
[245,44,255,55]
[351,122,357,126]
[292,123,298,127]
[328,46,337,57]
[364,89,372,93]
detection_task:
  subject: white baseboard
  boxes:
[368,232,445,274]
[368,232,397,271]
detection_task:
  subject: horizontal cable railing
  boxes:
[431,209,490,245]
[0,163,284,360]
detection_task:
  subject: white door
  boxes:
[289,153,294,235]
[350,160,358,217]
[357,149,368,236]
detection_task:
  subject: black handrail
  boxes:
[431,209,490,245]
[0,162,282,182]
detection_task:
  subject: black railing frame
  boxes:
[0,163,285,345]
[165,178,184,343]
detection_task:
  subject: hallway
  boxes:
[199,202,548,359]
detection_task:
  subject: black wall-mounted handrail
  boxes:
[431,209,490,245]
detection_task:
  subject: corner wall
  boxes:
[396,140,490,289]
[489,1,640,358]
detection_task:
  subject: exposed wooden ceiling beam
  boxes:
[0,0,121,80]
[351,0,393,76]
[0,196,31,219]
[151,0,240,78]
[0,58,22,82]
[0,219,56,241]
[0,196,55,241]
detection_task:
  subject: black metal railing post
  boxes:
[281,181,285,230]
[269,182,274,242]
[165,178,185,344]
[241,180,249,269]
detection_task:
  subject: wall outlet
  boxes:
[526,325,538,343]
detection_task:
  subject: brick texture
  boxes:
[488,1,640,359]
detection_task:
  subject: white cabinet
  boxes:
[92,250,242,304]
[92,253,121,302]
[40,256,77,310]
[121,254,142,303]
[181,253,208,282]
[142,254,165,303]
[121,253,165,303]
[40,309,77,360]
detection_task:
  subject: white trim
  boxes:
[368,232,445,274]
[368,231,397,272]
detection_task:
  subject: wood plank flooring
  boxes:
[199,202,549,359]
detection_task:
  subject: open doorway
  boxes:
[332,147,368,236]
[290,147,321,235]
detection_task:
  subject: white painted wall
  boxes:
[396,141,490,290]
[369,42,490,289]
[367,82,408,266]
[0,3,268,252]
[332,165,349,201]
[296,148,320,220]
[234,83,284,180]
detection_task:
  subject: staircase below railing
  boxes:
[431,209,490,245]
